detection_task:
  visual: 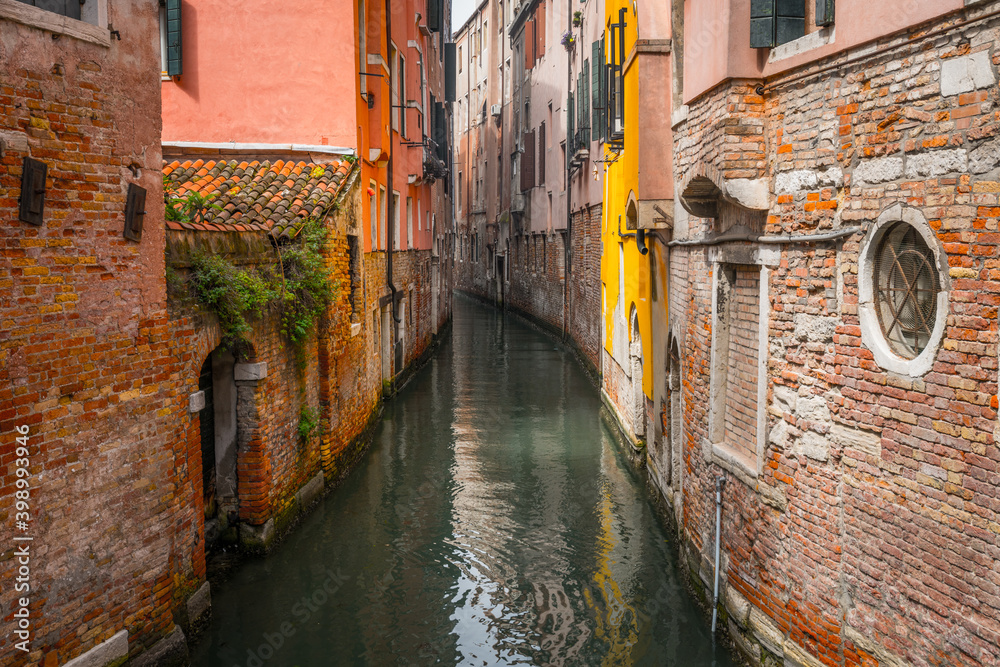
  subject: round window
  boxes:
[872,222,941,359]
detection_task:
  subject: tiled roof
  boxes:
[162,158,355,241]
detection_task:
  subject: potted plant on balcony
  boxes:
[561,30,575,50]
[572,11,583,26]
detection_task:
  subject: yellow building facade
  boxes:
[599,0,674,452]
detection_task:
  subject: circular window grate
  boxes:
[873,222,941,359]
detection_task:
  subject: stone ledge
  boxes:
[129,625,188,667]
[186,582,212,630]
[62,630,127,667]
[295,471,325,511]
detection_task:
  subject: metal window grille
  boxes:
[874,222,941,359]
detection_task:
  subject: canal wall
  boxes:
[659,3,1000,667]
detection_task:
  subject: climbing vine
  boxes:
[182,218,337,353]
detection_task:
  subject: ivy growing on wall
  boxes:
[181,218,337,354]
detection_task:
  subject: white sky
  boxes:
[452,0,477,35]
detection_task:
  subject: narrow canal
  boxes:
[192,296,738,667]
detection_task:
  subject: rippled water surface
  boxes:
[192,295,738,667]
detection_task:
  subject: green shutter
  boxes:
[165,0,183,76]
[591,42,600,142]
[583,59,590,143]
[750,0,775,48]
[567,91,575,159]
[599,37,605,141]
[815,0,834,26]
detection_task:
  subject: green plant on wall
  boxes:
[298,405,319,441]
[183,218,337,354]
[276,220,336,346]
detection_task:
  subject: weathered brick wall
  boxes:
[0,2,202,663]
[723,265,760,464]
[569,204,602,371]
[669,5,1000,667]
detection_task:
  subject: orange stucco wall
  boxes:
[162,0,357,147]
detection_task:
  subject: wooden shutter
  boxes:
[166,0,183,76]
[123,184,147,242]
[520,130,535,191]
[538,124,546,185]
[18,157,47,226]
[427,0,441,33]
[445,42,456,102]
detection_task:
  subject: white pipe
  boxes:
[711,475,725,634]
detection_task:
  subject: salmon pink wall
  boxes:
[162,0,357,146]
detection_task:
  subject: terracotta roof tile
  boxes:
[163,157,354,241]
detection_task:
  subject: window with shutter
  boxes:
[427,0,441,33]
[15,0,80,20]
[520,130,536,191]
[538,124,546,186]
[750,0,805,48]
[567,92,575,159]
[445,42,457,102]
[582,59,590,144]
[525,21,536,70]
[165,0,183,76]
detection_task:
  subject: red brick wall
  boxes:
[668,5,1000,667]
[0,2,203,663]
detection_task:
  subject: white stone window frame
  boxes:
[858,204,949,378]
[0,0,110,47]
[707,243,778,481]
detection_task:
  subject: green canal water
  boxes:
[191,295,739,667]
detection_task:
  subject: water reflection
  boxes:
[191,295,736,667]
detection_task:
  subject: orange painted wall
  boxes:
[162,0,357,147]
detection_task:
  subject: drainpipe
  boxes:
[385,0,400,324]
[711,475,726,634]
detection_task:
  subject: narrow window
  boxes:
[393,192,401,250]
[379,185,387,250]
[369,182,378,251]
[406,196,414,250]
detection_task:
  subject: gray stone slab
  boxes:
[234,362,267,381]
[62,630,128,667]
[188,390,205,413]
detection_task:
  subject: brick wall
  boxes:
[668,5,1000,667]
[722,265,760,465]
[0,2,202,663]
